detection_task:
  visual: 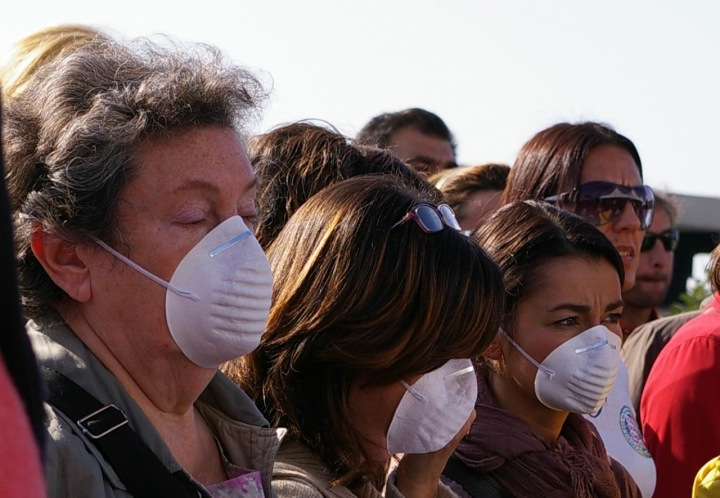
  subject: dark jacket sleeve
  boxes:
[0,107,46,457]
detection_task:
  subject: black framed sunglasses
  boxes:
[391,203,461,233]
[641,229,680,252]
[545,181,655,230]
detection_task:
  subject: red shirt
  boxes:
[641,295,720,498]
[0,356,45,497]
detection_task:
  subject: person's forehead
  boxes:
[521,256,622,313]
[130,127,254,197]
[580,145,642,186]
[649,205,672,232]
[388,128,454,163]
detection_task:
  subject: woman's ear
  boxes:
[483,332,504,360]
[30,226,92,303]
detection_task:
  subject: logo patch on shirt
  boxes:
[619,405,651,458]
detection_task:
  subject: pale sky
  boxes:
[2,0,719,197]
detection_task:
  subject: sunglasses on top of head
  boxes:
[641,229,680,252]
[545,181,655,230]
[391,203,462,233]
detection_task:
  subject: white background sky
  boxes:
[2,0,719,197]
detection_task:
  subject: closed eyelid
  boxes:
[172,203,209,222]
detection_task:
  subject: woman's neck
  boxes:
[59,304,215,416]
[488,370,567,443]
[59,304,226,482]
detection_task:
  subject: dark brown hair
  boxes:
[473,201,624,329]
[356,107,456,157]
[653,190,680,227]
[502,122,643,205]
[3,37,266,319]
[429,163,510,223]
[251,121,436,249]
[225,176,503,488]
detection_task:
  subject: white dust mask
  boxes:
[95,216,273,368]
[386,359,477,455]
[499,325,621,414]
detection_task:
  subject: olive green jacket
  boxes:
[30,319,286,498]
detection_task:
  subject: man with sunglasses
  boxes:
[621,192,680,336]
[619,192,699,418]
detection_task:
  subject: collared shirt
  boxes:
[621,308,660,338]
[641,295,720,498]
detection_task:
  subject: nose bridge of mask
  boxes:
[399,361,476,402]
[565,325,622,353]
[94,238,200,301]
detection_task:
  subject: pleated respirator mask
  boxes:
[95,216,273,368]
[499,325,621,414]
[386,359,478,455]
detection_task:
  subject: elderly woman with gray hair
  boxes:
[3,35,281,498]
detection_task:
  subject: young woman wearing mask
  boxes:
[443,201,640,498]
[224,176,504,498]
[501,122,656,497]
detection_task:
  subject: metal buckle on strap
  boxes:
[77,404,129,439]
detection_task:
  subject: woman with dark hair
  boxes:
[250,121,433,249]
[642,243,720,498]
[443,201,640,498]
[502,122,656,497]
[224,175,505,497]
[503,122,650,290]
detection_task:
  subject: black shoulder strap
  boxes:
[442,457,504,498]
[41,366,198,498]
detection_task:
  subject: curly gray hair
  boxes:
[3,37,267,319]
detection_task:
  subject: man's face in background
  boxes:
[623,206,675,308]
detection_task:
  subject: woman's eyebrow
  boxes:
[171,176,257,195]
[171,179,220,195]
[546,303,591,313]
[605,299,625,312]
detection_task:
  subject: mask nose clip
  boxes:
[574,339,612,354]
[209,231,251,257]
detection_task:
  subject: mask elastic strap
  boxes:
[94,238,200,302]
[399,380,428,403]
[498,328,556,379]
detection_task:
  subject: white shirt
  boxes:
[584,361,656,497]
